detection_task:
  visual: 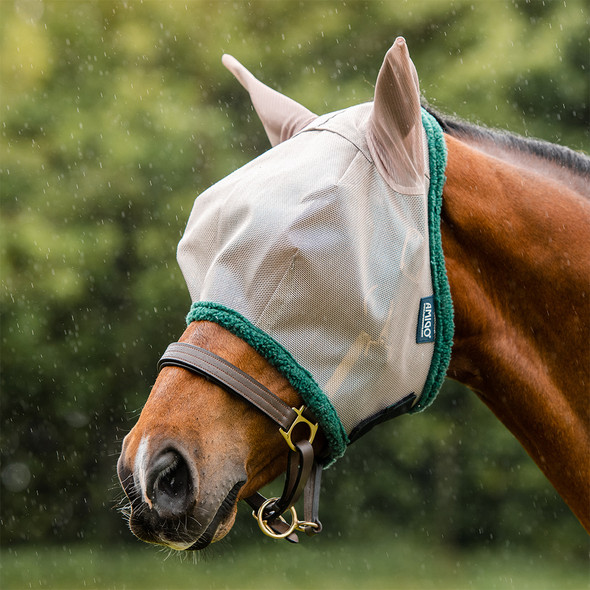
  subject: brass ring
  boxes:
[254,497,298,539]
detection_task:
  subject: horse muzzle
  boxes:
[117,438,245,550]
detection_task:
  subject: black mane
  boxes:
[424,106,590,179]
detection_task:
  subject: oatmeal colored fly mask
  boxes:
[160,38,453,540]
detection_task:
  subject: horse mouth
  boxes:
[187,480,244,550]
[123,479,245,551]
[119,449,245,551]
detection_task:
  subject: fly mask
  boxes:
[176,37,454,464]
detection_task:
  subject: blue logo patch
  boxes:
[416,296,435,343]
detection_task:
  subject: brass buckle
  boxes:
[279,406,318,452]
[253,497,320,539]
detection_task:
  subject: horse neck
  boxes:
[440,135,590,529]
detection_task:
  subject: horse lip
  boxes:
[187,480,245,550]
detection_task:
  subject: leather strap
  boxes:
[244,442,321,542]
[262,439,314,521]
[303,460,323,535]
[158,342,298,430]
[158,341,323,543]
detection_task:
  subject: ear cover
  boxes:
[222,54,317,147]
[367,37,426,195]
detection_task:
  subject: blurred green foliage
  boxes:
[1,0,588,559]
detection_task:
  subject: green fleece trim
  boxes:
[186,301,348,464]
[412,109,454,412]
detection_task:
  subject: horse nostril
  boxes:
[156,454,189,498]
[147,450,193,517]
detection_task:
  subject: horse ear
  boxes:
[367,37,425,194]
[222,54,317,147]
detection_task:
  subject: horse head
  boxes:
[117,38,446,550]
[117,320,311,549]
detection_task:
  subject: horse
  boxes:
[117,38,590,551]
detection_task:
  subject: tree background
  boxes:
[1,0,588,564]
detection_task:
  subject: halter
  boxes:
[158,341,323,543]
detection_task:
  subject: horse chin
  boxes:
[185,481,244,550]
[211,505,238,542]
[186,509,238,551]
[124,476,244,552]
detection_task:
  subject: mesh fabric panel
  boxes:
[178,103,436,442]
